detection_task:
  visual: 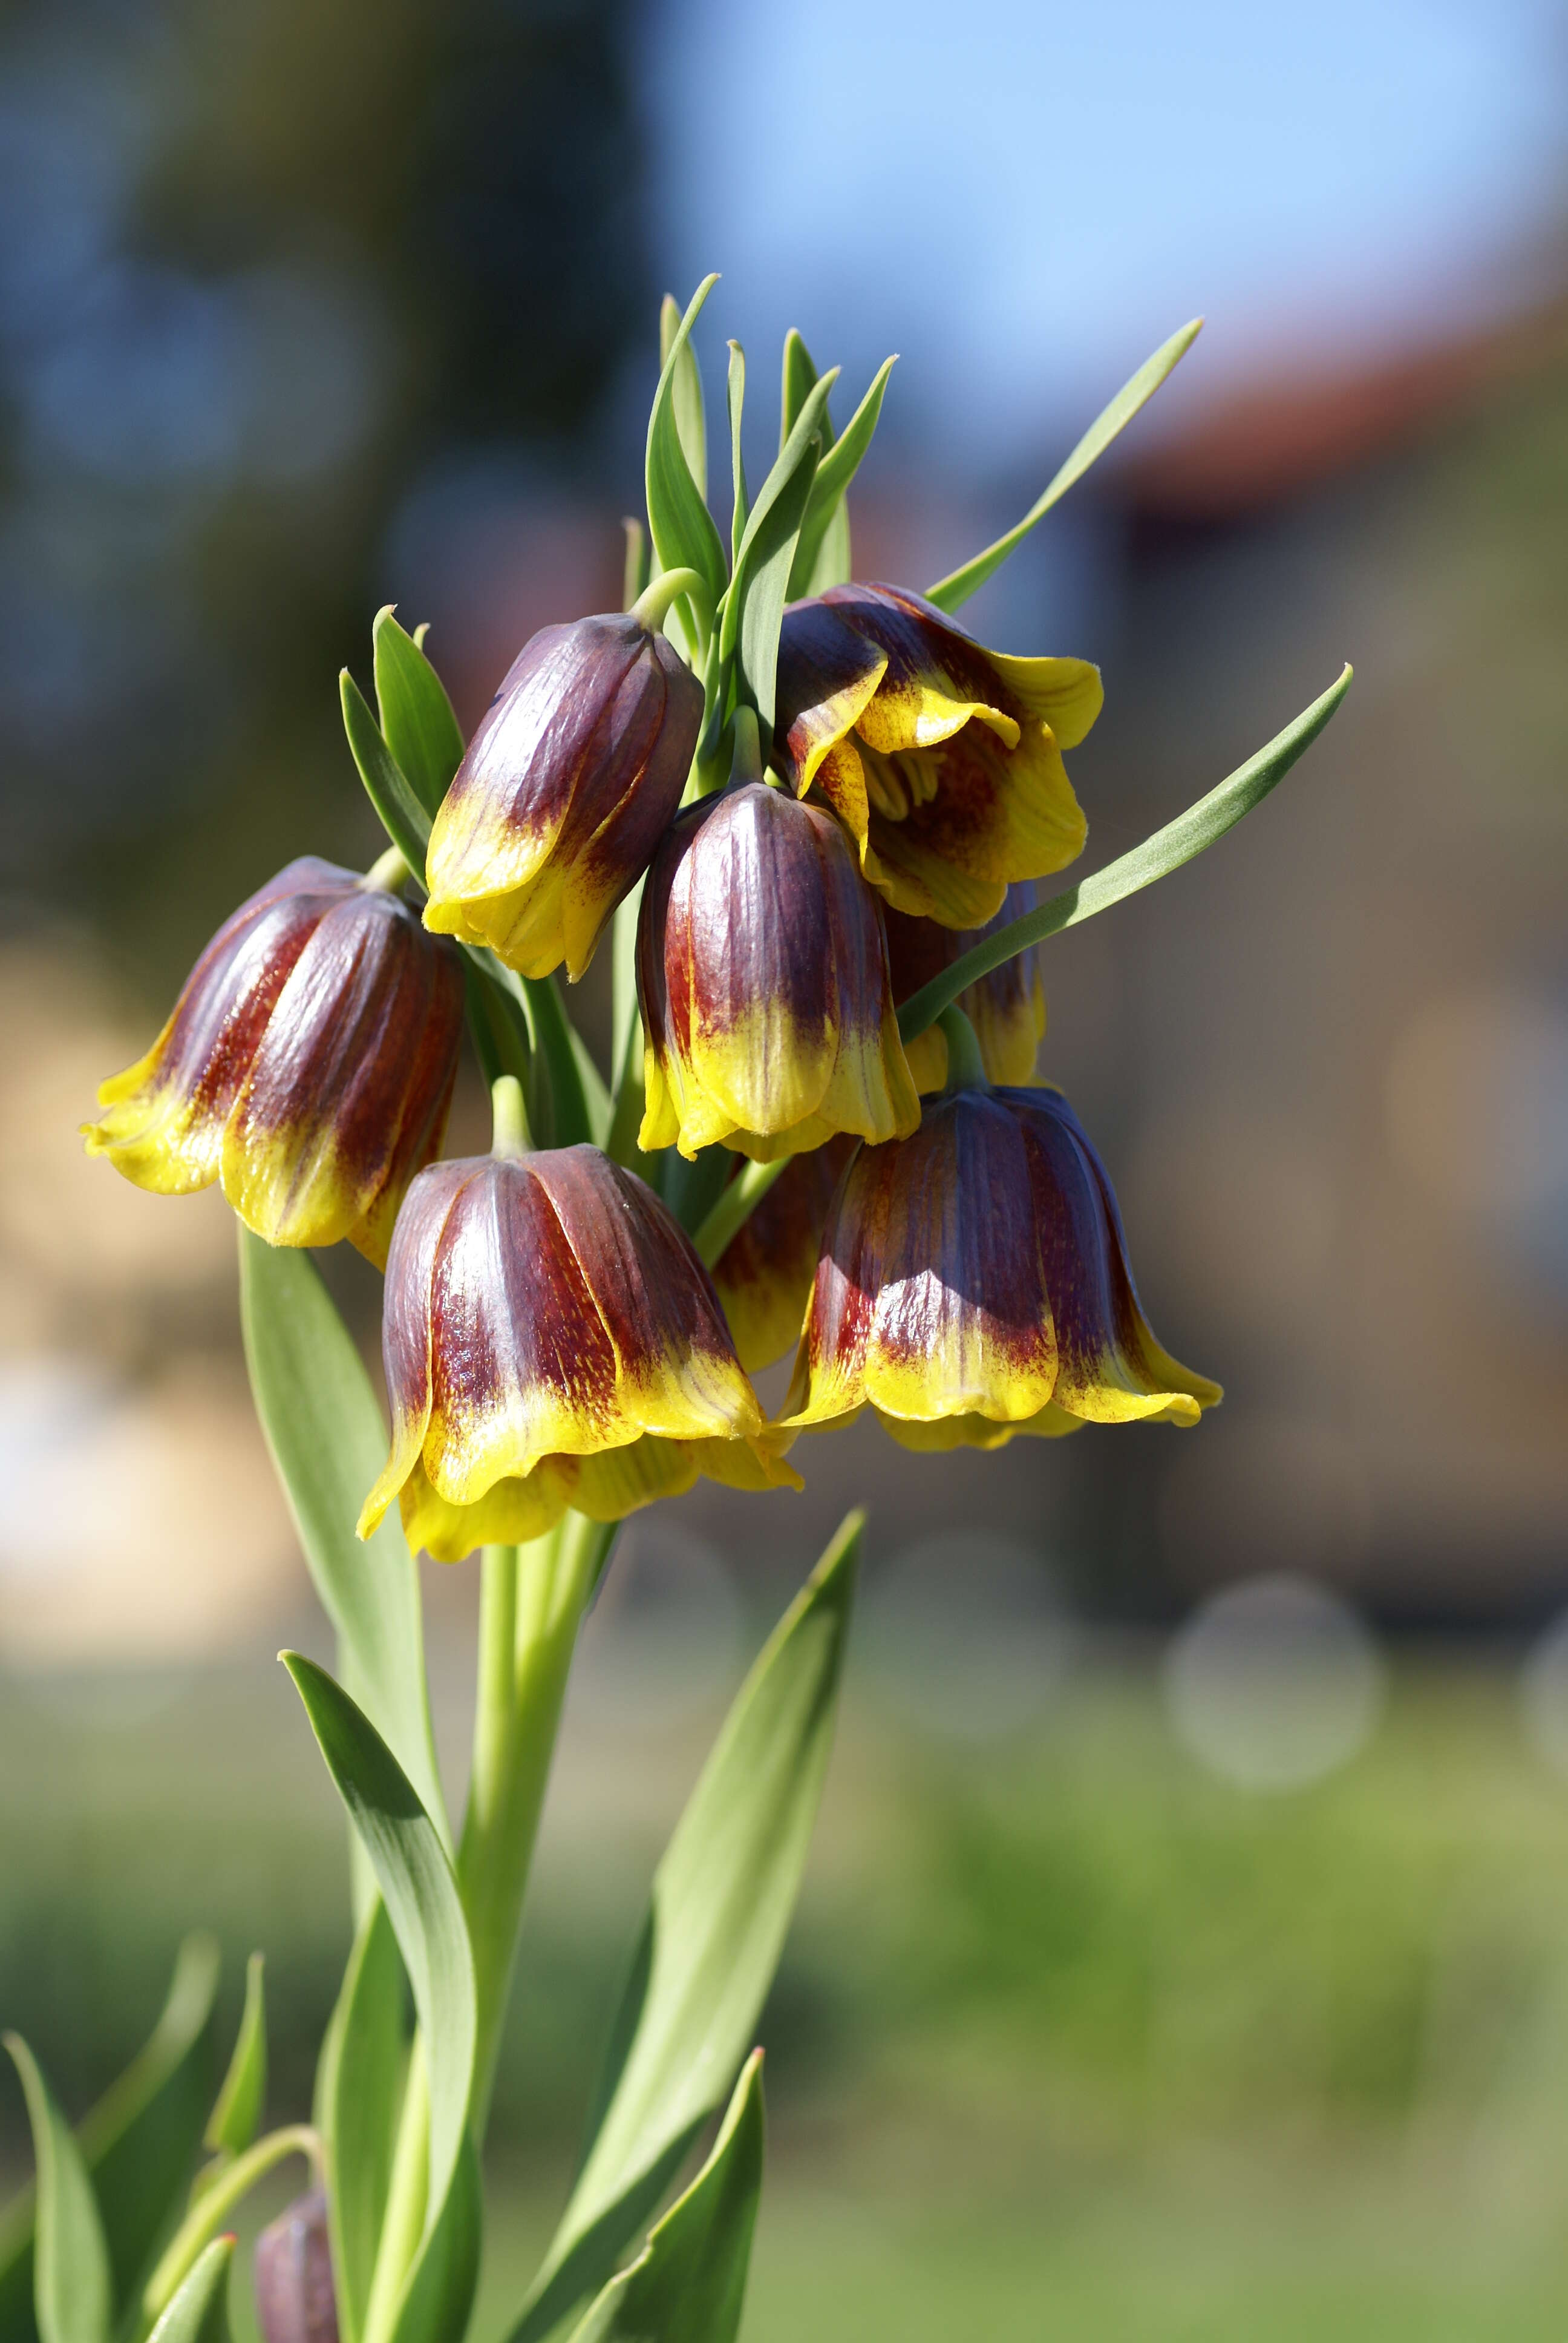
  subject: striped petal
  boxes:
[884,883,1046,1093]
[711,1138,857,1374]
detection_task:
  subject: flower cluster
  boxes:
[84,300,1224,1565]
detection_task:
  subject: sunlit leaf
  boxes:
[203,1955,265,2157]
[722,372,836,744]
[373,609,466,818]
[778,329,823,450]
[508,1514,861,2343]
[145,2238,232,2343]
[645,278,727,606]
[787,355,896,598]
[314,1903,405,2343]
[341,672,431,886]
[727,342,748,567]
[3,2039,110,2343]
[661,293,708,504]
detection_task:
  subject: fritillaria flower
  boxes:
[254,2191,337,2343]
[83,856,463,1267]
[780,1082,1219,1450]
[710,1138,857,1374]
[637,781,921,1162]
[358,1127,798,1564]
[883,883,1046,1093]
[774,583,1101,927]
[422,611,704,980]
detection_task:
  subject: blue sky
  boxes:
[641,0,1567,468]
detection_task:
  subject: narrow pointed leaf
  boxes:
[779,330,823,451]
[385,2135,482,2343]
[281,1657,475,2285]
[787,355,896,598]
[314,1903,405,2343]
[660,293,707,504]
[722,372,836,743]
[566,2054,765,2343]
[926,317,1203,612]
[145,2238,232,2343]
[509,1515,861,2343]
[373,611,466,818]
[622,520,650,614]
[897,664,1354,1040]
[726,343,748,567]
[646,278,726,605]
[0,1937,220,2343]
[341,673,431,886]
[203,1957,265,2157]
[240,1235,448,1851]
[4,2039,110,2343]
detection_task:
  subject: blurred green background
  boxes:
[2,0,1568,2332]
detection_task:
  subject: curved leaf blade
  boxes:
[204,1955,265,2157]
[660,293,708,505]
[645,278,726,605]
[341,673,431,886]
[724,371,837,744]
[566,2053,765,2343]
[3,2039,110,2343]
[787,355,896,599]
[373,611,466,818]
[315,1903,406,2343]
[240,1233,448,1852]
[509,1513,861,2343]
[897,664,1354,1041]
[925,316,1203,612]
[281,1657,475,2278]
[145,2237,232,2343]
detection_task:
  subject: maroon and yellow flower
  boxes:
[422,611,704,981]
[774,583,1100,928]
[883,883,1046,1093]
[637,781,921,1162]
[710,1138,857,1374]
[780,1083,1220,1451]
[83,856,463,1267]
[358,1141,799,1563]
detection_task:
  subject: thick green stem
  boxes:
[360,843,412,894]
[693,1156,792,1268]
[491,1073,531,1158]
[457,1515,610,2136]
[936,1003,987,1092]
[632,566,714,647]
[144,2125,319,2319]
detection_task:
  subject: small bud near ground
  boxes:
[254,2190,338,2343]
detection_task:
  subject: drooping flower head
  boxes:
[781,1082,1219,1450]
[884,883,1046,1093]
[774,584,1100,926]
[710,1137,856,1374]
[358,1136,799,1564]
[83,856,463,1266]
[423,610,704,980]
[638,780,921,1162]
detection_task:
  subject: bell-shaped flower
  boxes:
[358,1138,799,1564]
[422,611,704,980]
[774,583,1100,927]
[710,1137,856,1374]
[780,1083,1219,1451]
[637,781,921,1162]
[884,883,1045,1093]
[83,856,463,1266]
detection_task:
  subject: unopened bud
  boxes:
[254,2189,338,2343]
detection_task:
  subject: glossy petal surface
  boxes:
[711,1138,857,1373]
[885,882,1046,1092]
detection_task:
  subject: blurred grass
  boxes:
[5,1649,1568,2336]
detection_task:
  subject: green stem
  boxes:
[361,843,412,894]
[936,1004,987,1092]
[632,566,714,646]
[360,2045,429,2343]
[693,1156,792,1268]
[143,2125,319,2319]
[491,1073,532,1158]
[457,1513,612,2137]
[895,664,1353,1043]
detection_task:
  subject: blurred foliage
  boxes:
[0,0,648,994]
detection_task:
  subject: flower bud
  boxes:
[254,2189,337,2343]
[782,1084,1219,1449]
[710,1138,856,1374]
[774,584,1100,927]
[358,1143,799,1564]
[883,883,1045,1093]
[422,614,704,980]
[636,782,921,1162]
[83,857,463,1267]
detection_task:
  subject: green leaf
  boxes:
[509,1514,861,2343]
[0,1937,220,2343]
[3,2039,110,2343]
[778,330,823,451]
[373,610,466,818]
[896,664,1354,1041]
[384,2135,481,2343]
[924,317,1203,612]
[239,1234,448,1853]
[726,343,748,569]
[520,972,596,1150]
[660,293,707,505]
[281,1658,475,2298]
[645,278,727,608]
[722,372,837,746]
[314,1903,406,2343]
[341,672,431,886]
[566,2054,765,2343]
[787,355,896,599]
[145,2239,232,2343]
[203,1957,265,2157]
